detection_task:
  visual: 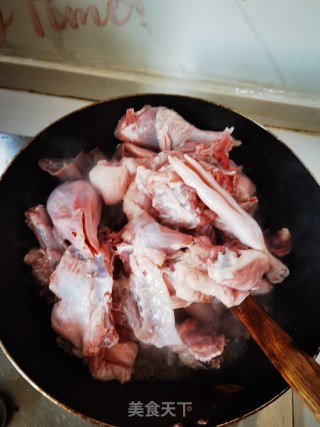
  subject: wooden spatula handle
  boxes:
[232,295,320,421]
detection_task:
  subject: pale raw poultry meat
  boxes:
[88,341,139,383]
[169,155,289,283]
[115,105,240,152]
[89,154,154,206]
[122,180,152,221]
[39,148,105,180]
[25,204,66,251]
[50,245,118,357]
[164,240,250,308]
[116,244,182,348]
[24,104,291,383]
[207,248,269,291]
[116,215,193,346]
[24,248,62,291]
[24,205,66,290]
[120,212,193,254]
[172,318,227,368]
[89,160,131,205]
[135,164,215,228]
[47,180,102,256]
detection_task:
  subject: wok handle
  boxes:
[232,295,320,421]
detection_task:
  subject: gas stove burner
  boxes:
[0,397,6,427]
[0,392,16,427]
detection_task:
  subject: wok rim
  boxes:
[1,93,319,187]
[0,338,293,427]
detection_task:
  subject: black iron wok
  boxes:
[0,94,320,427]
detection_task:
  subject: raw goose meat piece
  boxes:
[25,205,66,251]
[164,242,250,308]
[115,105,240,152]
[24,248,62,290]
[89,160,131,206]
[207,248,269,291]
[112,141,157,160]
[177,140,257,209]
[88,341,139,383]
[169,155,266,251]
[235,172,257,203]
[122,180,152,221]
[24,205,66,289]
[39,157,82,180]
[172,318,226,367]
[121,212,193,254]
[89,149,154,210]
[169,155,289,283]
[39,148,105,180]
[47,180,102,256]
[50,246,118,357]
[118,246,182,347]
[24,105,292,383]
[111,275,137,341]
[135,164,215,229]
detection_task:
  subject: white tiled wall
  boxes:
[0,0,320,98]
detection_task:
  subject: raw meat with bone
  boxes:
[39,148,105,180]
[24,104,292,383]
[169,155,289,283]
[115,106,256,215]
[117,217,188,347]
[88,341,139,383]
[121,212,193,254]
[24,205,66,290]
[164,242,250,308]
[116,243,182,347]
[47,180,102,256]
[89,160,131,206]
[169,155,266,250]
[24,248,62,291]
[112,141,157,160]
[25,205,66,252]
[115,105,240,152]
[123,180,152,221]
[89,153,154,207]
[172,318,226,366]
[135,164,215,228]
[50,245,118,357]
[207,248,269,291]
